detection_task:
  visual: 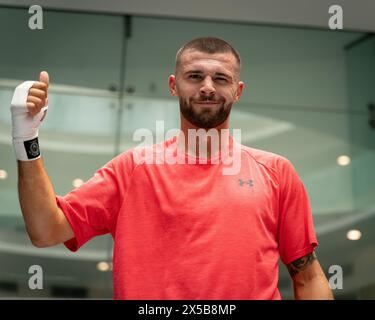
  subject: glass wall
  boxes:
[0,6,374,299]
[0,7,125,298]
[346,36,375,211]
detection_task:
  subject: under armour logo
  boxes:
[238,179,254,187]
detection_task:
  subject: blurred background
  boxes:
[0,0,374,299]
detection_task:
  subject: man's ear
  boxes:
[169,75,178,96]
[234,81,245,102]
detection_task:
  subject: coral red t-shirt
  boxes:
[56,136,318,300]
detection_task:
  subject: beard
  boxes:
[179,96,233,129]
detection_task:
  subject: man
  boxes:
[11,37,333,300]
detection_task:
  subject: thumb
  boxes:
[39,71,49,87]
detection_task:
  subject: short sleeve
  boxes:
[277,157,318,265]
[56,158,122,252]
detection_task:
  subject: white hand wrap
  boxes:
[10,81,48,161]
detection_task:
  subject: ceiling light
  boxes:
[72,178,84,188]
[346,229,362,241]
[337,155,351,166]
[0,170,7,180]
[97,261,110,272]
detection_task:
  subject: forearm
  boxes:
[293,274,334,300]
[18,157,60,246]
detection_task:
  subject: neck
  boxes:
[178,114,231,159]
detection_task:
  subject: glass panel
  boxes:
[0,7,123,89]
[346,36,375,211]
[0,7,124,298]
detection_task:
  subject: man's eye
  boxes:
[189,74,201,79]
[216,77,227,82]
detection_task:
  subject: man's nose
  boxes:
[200,77,216,96]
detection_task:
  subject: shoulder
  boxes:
[109,137,173,173]
[239,144,295,174]
[105,147,138,178]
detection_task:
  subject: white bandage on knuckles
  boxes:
[10,81,48,161]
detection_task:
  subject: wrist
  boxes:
[12,136,41,161]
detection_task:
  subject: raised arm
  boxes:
[12,71,74,247]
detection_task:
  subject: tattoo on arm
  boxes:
[287,251,316,277]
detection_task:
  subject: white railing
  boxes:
[0,78,117,98]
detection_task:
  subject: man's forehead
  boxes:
[179,50,237,73]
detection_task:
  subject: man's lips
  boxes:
[194,101,219,104]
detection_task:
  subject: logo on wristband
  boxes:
[24,137,40,159]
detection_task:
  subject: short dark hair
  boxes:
[175,37,241,73]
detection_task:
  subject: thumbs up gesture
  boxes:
[26,71,49,116]
[10,71,50,161]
